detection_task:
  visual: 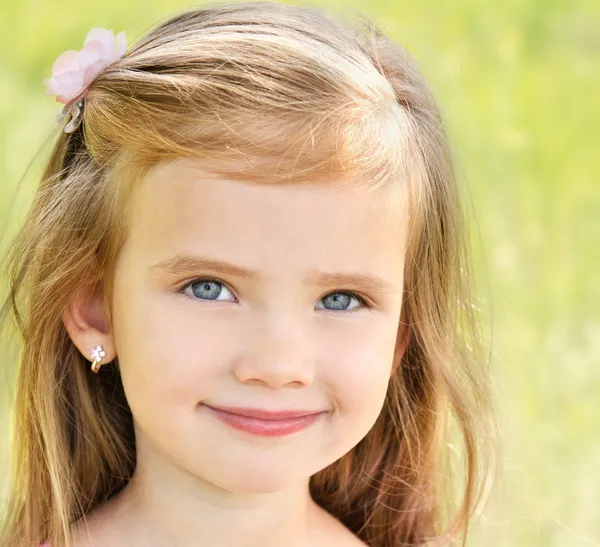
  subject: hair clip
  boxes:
[44,27,127,133]
[57,98,84,133]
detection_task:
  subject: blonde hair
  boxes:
[0,2,497,545]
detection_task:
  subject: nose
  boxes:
[232,317,315,389]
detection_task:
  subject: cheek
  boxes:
[332,346,392,414]
[312,336,394,464]
[112,291,227,415]
[322,323,396,435]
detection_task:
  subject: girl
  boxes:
[0,1,496,546]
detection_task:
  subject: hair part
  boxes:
[0,2,497,546]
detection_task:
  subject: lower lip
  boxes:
[203,405,323,437]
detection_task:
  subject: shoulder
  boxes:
[63,497,131,547]
[309,502,369,547]
[320,525,369,547]
[332,529,369,547]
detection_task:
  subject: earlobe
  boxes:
[61,280,115,369]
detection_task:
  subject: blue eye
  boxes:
[183,279,235,302]
[315,292,364,313]
[178,278,369,313]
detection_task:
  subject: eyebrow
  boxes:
[149,253,401,295]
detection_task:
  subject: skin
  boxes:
[62,157,410,547]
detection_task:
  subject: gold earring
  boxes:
[90,344,106,373]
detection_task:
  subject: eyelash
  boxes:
[176,277,371,314]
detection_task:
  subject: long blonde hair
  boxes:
[0,2,496,545]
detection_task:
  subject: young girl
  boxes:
[0,2,496,546]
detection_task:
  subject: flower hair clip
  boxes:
[44,27,127,133]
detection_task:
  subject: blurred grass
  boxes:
[1,0,599,545]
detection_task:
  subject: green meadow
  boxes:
[1,0,598,545]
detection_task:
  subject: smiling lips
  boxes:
[202,404,325,437]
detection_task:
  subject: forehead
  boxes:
[126,157,409,276]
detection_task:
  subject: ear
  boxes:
[391,302,410,375]
[61,280,116,368]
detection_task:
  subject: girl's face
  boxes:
[110,157,409,493]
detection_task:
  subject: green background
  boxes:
[1,0,598,545]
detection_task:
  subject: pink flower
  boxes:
[43,27,127,105]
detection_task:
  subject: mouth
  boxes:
[201,404,326,437]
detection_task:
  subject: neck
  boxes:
[89,441,328,547]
